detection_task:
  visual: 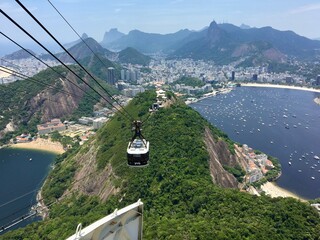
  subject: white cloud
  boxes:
[115,8,121,13]
[290,3,320,14]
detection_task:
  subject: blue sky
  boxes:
[0,0,320,52]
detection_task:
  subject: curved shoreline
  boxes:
[241,83,320,93]
[192,85,314,201]
[261,182,308,202]
[9,138,65,154]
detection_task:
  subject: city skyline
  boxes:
[0,0,320,56]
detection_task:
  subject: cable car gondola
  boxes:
[127,120,149,167]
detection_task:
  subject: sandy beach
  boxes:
[261,182,307,202]
[241,83,320,93]
[10,138,65,154]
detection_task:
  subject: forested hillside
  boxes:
[0,65,117,145]
[2,91,320,239]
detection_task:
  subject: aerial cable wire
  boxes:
[47,0,113,73]
[0,10,131,122]
[0,58,22,69]
[0,130,125,226]
[0,68,82,104]
[0,189,37,209]
[0,63,91,100]
[0,32,104,105]
[0,101,150,231]
[0,65,87,100]
[0,83,91,112]
[0,10,111,107]
[0,160,128,232]
[0,158,128,232]
[14,0,134,121]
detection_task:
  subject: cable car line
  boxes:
[14,0,134,122]
[0,10,131,122]
[0,32,103,104]
[0,2,153,231]
[0,189,37,210]
[127,120,150,167]
[0,211,37,233]
[0,66,87,100]
[0,68,89,108]
[47,0,113,74]
[0,58,22,70]
[0,160,128,233]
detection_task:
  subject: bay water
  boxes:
[0,148,55,233]
[191,87,320,199]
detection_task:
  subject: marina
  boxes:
[191,86,320,199]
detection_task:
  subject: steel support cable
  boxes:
[0,58,22,69]
[0,160,128,232]
[0,32,102,104]
[0,71,81,108]
[0,66,86,100]
[0,136,122,226]
[0,99,150,231]
[15,0,134,122]
[141,113,152,125]
[0,202,36,224]
[0,10,130,122]
[0,189,37,209]
[47,0,113,74]
[0,211,37,233]
[0,94,73,106]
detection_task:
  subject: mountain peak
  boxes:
[207,20,227,45]
[4,49,35,60]
[81,33,88,39]
[209,20,218,29]
[101,28,125,46]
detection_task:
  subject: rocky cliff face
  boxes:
[65,142,119,201]
[204,127,243,188]
[28,74,85,122]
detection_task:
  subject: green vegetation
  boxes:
[79,54,122,81]
[0,63,119,145]
[174,76,205,87]
[267,62,297,73]
[50,131,78,149]
[249,155,281,188]
[41,146,80,203]
[223,164,246,182]
[118,47,151,66]
[265,155,282,181]
[2,91,320,239]
[0,66,68,145]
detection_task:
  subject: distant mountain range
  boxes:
[4,20,320,67]
[100,28,193,53]
[39,37,151,66]
[101,21,320,65]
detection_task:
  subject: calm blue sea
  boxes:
[0,148,55,234]
[191,87,320,199]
